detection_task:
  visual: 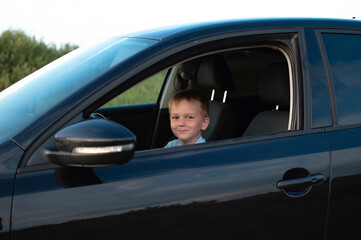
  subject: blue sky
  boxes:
[1,0,360,47]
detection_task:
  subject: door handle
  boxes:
[276,174,324,190]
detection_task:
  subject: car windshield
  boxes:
[0,37,157,143]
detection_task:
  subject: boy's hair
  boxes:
[168,90,209,118]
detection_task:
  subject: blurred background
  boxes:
[1,0,360,91]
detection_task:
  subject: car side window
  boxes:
[89,46,293,152]
[322,33,361,125]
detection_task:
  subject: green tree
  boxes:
[0,29,78,91]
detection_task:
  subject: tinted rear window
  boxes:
[322,33,361,125]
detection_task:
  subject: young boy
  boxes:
[164,89,210,148]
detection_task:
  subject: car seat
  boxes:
[197,54,239,141]
[242,62,290,137]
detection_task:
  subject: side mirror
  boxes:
[46,119,136,167]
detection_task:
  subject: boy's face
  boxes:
[169,99,209,145]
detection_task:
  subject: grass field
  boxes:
[102,70,167,108]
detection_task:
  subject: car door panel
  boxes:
[325,127,361,239]
[12,130,330,240]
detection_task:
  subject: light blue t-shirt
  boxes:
[164,136,206,148]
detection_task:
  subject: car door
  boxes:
[12,131,330,240]
[319,31,361,239]
[11,28,331,240]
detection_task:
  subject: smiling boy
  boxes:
[164,90,210,148]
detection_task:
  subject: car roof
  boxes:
[121,18,361,41]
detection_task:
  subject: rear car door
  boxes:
[319,30,361,239]
[11,28,331,240]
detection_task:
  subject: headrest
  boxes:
[197,54,235,90]
[259,63,290,107]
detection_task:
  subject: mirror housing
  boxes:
[46,119,136,167]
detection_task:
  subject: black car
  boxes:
[1,18,361,239]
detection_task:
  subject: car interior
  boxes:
[93,46,292,151]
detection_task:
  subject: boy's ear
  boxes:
[201,117,210,131]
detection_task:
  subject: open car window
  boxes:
[96,46,293,151]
